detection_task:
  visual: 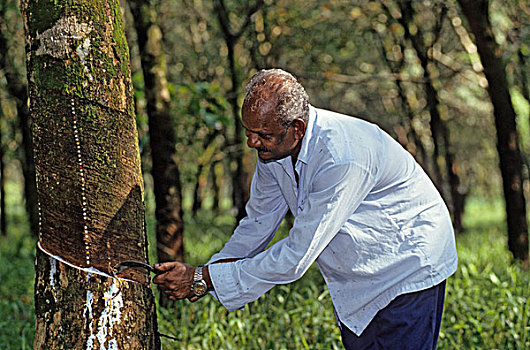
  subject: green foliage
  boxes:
[169,81,232,210]
[175,82,232,130]
[0,195,529,349]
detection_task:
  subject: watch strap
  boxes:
[193,265,204,282]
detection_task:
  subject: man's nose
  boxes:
[246,133,260,149]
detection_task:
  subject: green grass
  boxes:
[0,194,528,349]
[0,181,35,350]
[439,198,530,349]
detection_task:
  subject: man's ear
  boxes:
[292,118,306,140]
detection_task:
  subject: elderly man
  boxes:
[154,69,458,349]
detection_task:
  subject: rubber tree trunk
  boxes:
[458,0,529,263]
[128,0,184,263]
[372,21,430,176]
[21,0,160,348]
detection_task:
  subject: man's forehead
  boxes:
[242,100,282,131]
[243,91,278,118]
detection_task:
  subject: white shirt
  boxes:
[208,106,458,335]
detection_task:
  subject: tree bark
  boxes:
[458,0,529,263]
[128,0,184,263]
[21,0,160,348]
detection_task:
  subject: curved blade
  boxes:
[113,260,160,275]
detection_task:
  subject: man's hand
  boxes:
[153,261,198,301]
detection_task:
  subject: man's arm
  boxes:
[154,160,375,305]
[206,160,289,263]
[153,160,287,301]
[208,160,376,311]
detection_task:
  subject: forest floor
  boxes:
[0,185,528,349]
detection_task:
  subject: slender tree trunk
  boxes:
[21,1,160,348]
[0,0,39,237]
[210,161,220,212]
[396,2,445,191]
[191,130,220,216]
[397,1,466,232]
[215,1,247,223]
[192,164,204,215]
[214,0,263,223]
[227,44,248,223]
[458,0,529,263]
[0,113,5,236]
[128,0,184,263]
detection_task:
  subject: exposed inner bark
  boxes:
[34,248,159,349]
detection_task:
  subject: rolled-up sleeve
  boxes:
[209,160,376,311]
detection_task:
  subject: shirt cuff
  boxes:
[208,262,245,311]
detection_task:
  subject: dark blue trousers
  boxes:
[340,281,446,350]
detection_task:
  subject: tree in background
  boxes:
[393,0,466,233]
[21,0,159,347]
[457,0,529,263]
[0,97,5,236]
[128,0,185,264]
[214,0,264,223]
[0,0,38,237]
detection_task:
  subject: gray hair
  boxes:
[243,69,309,127]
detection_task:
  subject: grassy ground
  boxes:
[0,191,528,349]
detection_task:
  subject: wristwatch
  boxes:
[191,265,208,297]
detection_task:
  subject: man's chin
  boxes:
[257,151,288,162]
[257,152,273,162]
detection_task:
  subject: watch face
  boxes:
[193,280,208,296]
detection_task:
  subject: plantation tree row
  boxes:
[128,0,527,262]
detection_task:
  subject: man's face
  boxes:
[241,100,302,162]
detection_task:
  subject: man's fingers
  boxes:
[152,262,178,284]
[153,262,177,273]
[151,261,196,301]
